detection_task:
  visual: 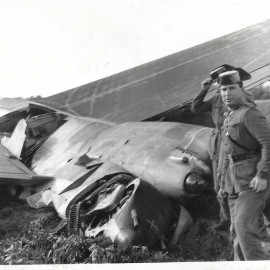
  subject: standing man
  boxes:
[219,70,270,260]
[191,64,254,231]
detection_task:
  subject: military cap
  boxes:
[218,70,241,85]
[233,67,252,81]
[210,64,235,81]
[210,64,251,82]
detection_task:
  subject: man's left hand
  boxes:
[249,176,268,192]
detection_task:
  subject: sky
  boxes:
[0,0,270,98]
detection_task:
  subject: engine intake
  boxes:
[184,172,207,195]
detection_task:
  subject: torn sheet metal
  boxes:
[169,206,193,248]
[26,190,53,209]
[1,119,27,158]
[0,99,213,249]
[0,143,53,186]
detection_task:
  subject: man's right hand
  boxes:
[218,189,227,199]
[201,78,213,92]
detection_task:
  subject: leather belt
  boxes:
[228,152,259,163]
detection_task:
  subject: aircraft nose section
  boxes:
[111,179,175,249]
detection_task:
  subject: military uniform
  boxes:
[191,88,255,227]
[220,102,270,260]
[192,90,225,162]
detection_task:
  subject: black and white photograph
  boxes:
[1,0,270,268]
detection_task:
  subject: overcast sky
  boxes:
[0,0,270,98]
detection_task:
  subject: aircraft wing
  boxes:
[0,144,53,186]
[41,19,270,122]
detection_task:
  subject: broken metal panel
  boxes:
[81,177,175,249]
[0,99,62,135]
[86,184,126,216]
[33,178,72,195]
[42,20,270,122]
[0,143,32,176]
[31,117,114,176]
[0,103,213,248]
[0,99,215,248]
[26,189,53,209]
[0,144,52,186]
[80,121,212,197]
[24,115,211,203]
[168,206,193,248]
[112,179,175,249]
[0,108,29,133]
[1,119,27,158]
[49,161,132,219]
[58,165,100,194]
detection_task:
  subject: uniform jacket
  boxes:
[191,90,225,161]
[191,89,255,161]
[220,103,270,194]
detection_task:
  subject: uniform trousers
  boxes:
[213,159,230,225]
[228,188,268,260]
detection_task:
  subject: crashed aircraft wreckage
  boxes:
[0,100,213,249]
[2,19,270,250]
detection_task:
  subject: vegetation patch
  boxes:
[1,187,269,264]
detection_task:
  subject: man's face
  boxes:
[220,83,243,108]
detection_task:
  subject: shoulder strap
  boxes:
[227,134,254,152]
[226,104,258,153]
